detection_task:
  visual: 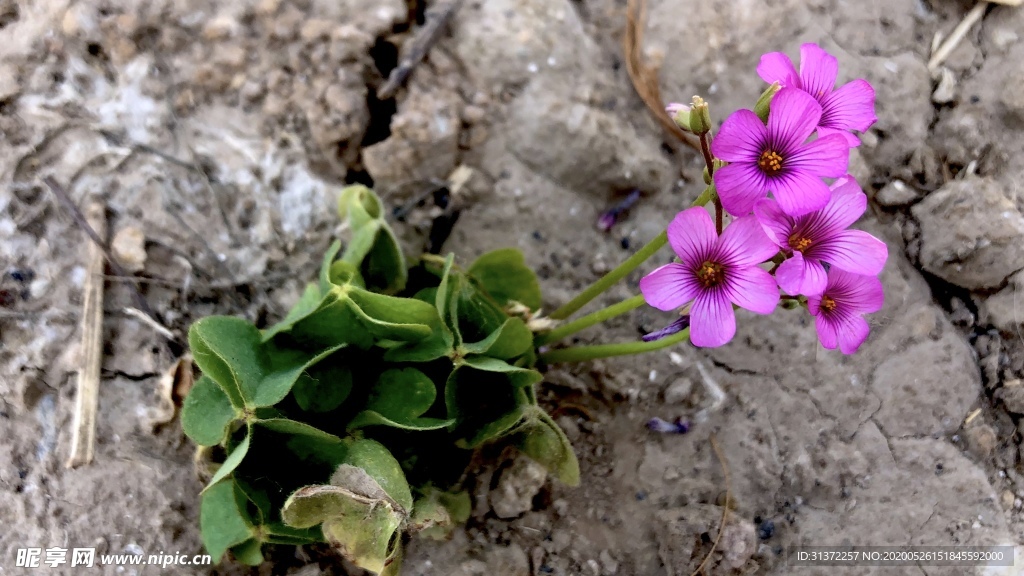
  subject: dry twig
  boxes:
[691,434,732,576]
[378,0,465,99]
[624,0,699,151]
[928,2,990,71]
[66,198,106,468]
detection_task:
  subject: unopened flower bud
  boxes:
[689,96,712,135]
[754,82,781,124]
[665,103,692,132]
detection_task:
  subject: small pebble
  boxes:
[758,519,775,540]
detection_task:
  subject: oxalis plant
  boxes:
[181,43,888,573]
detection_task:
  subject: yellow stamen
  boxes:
[758,149,784,176]
[696,261,725,288]
[820,295,837,313]
[788,233,813,252]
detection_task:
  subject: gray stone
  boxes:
[875,180,920,207]
[912,176,1024,289]
[490,457,548,519]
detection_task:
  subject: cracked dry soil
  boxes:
[3,0,1024,575]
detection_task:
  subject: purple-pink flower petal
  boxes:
[714,163,770,216]
[817,126,862,148]
[711,109,769,162]
[639,263,701,311]
[768,89,822,150]
[770,169,831,216]
[666,207,717,267]
[757,51,799,88]
[726,266,781,314]
[785,133,850,178]
[775,251,827,296]
[715,214,779,267]
[819,78,877,132]
[812,230,888,276]
[798,43,839,99]
[752,198,792,247]
[689,291,736,348]
[811,176,867,233]
[807,269,884,354]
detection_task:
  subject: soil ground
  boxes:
[3,0,1024,575]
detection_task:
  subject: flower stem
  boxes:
[548,231,668,320]
[540,328,691,363]
[537,294,646,345]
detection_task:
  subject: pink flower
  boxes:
[639,207,780,348]
[757,43,877,148]
[712,88,850,218]
[807,269,884,354]
[754,175,888,296]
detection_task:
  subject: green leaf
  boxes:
[338,184,383,226]
[206,428,251,489]
[261,282,323,342]
[435,254,459,347]
[281,482,403,575]
[189,317,257,407]
[349,368,453,431]
[200,479,255,563]
[229,539,264,566]
[292,364,352,412]
[338,439,414,512]
[460,356,544,388]
[514,410,580,486]
[347,287,440,342]
[338,185,407,294]
[257,418,344,442]
[468,248,542,310]
[263,522,322,545]
[445,364,531,448]
[181,375,238,446]
[460,317,533,360]
[189,316,345,409]
[289,291,374,349]
[319,240,344,294]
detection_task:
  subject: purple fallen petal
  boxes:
[821,79,877,132]
[798,43,839,100]
[689,290,736,348]
[642,315,691,342]
[714,163,770,217]
[667,207,718,266]
[768,89,823,153]
[639,263,700,311]
[647,417,689,434]
[727,266,780,314]
[757,51,800,88]
[712,109,768,162]
[813,229,888,276]
[716,215,779,267]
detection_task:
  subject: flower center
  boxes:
[758,149,784,176]
[696,261,725,288]
[820,295,837,313]
[788,233,813,253]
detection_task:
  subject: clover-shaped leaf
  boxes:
[189,316,345,409]
[292,364,352,413]
[206,427,251,489]
[338,184,407,294]
[468,248,542,310]
[228,539,264,566]
[349,368,452,431]
[445,362,532,448]
[281,439,411,575]
[514,409,580,486]
[460,356,544,389]
[346,288,440,343]
[200,479,255,563]
[460,317,533,360]
[182,375,238,446]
